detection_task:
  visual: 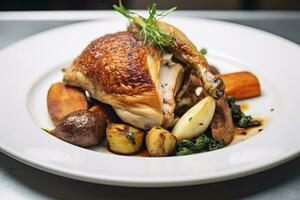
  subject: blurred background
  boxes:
[0,0,300,10]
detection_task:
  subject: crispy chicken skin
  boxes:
[64,32,163,129]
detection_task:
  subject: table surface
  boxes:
[0,11,300,200]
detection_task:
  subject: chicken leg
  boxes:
[128,21,225,100]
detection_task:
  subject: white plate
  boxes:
[0,17,299,187]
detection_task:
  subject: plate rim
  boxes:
[1,16,300,187]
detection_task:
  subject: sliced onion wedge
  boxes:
[172,96,216,142]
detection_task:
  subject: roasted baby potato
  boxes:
[146,126,177,157]
[47,82,88,125]
[106,123,144,155]
[52,110,107,147]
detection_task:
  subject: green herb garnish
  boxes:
[124,131,136,145]
[176,133,223,156]
[199,48,207,55]
[113,0,177,50]
[227,96,261,128]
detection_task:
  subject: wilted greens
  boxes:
[227,96,260,128]
[175,133,223,156]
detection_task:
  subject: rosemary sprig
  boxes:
[113,0,177,50]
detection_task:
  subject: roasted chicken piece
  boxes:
[159,54,184,128]
[128,21,225,100]
[63,20,228,133]
[175,70,204,114]
[64,32,163,130]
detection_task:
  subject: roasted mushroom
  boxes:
[48,110,107,147]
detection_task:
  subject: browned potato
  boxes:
[146,126,177,157]
[47,82,87,125]
[106,123,144,155]
[52,110,107,147]
[89,104,110,120]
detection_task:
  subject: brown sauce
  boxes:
[105,145,151,157]
[240,103,249,112]
[234,118,265,136]
[134,149,150,157]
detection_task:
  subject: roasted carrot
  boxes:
[47,82,88,125]
[220,71,261,99]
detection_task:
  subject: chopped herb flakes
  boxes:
[124,131,136,145]
[199,48,207,55]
